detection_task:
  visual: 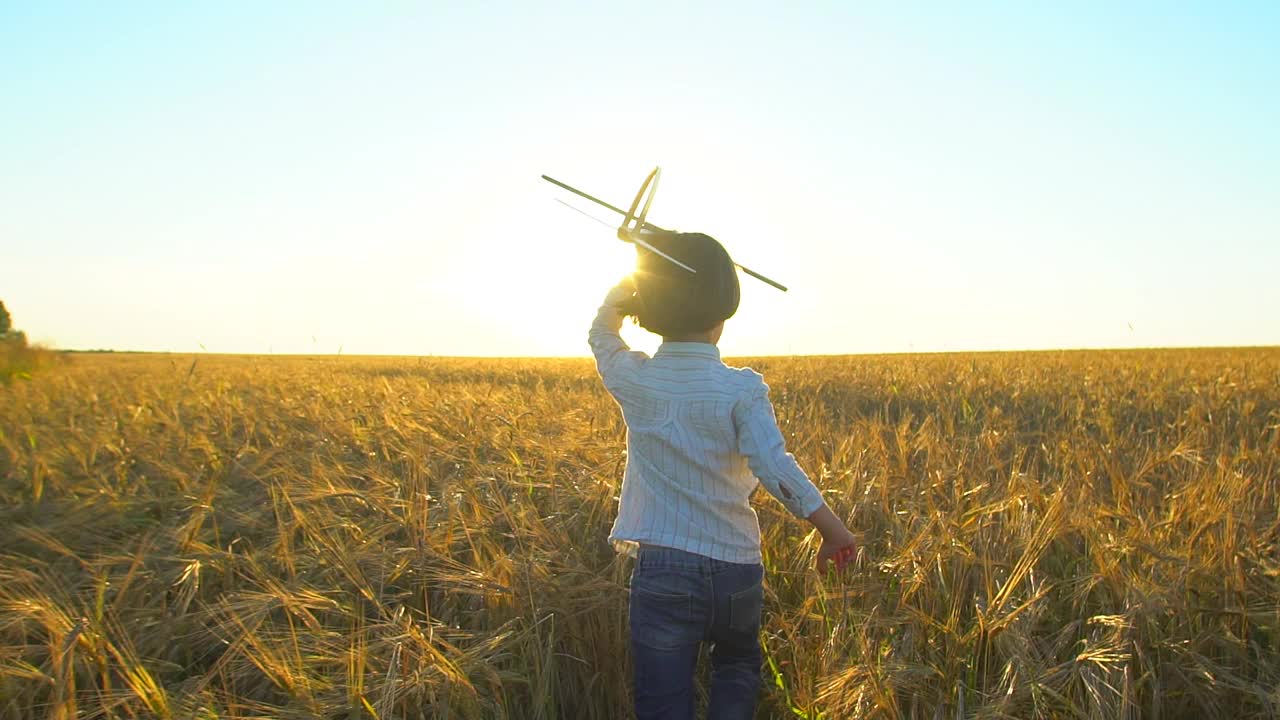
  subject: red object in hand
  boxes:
[832,545,855,572]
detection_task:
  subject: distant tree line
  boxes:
[0,300,26,346]
[1,299,48,383]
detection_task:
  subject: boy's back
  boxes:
[591,306,825,564]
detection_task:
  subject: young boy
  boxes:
[588,232,857,720]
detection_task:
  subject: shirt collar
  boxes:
[656,341,721,360]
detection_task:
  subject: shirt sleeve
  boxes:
[588,303,647,390]
[732,374,825,518]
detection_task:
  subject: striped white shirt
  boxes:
[589,303,825,564]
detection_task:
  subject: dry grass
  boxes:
[0,339,59,385]
[1,348,1278,719]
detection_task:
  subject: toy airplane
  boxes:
[541,168,788,292]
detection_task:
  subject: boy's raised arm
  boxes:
[588,277,647,383]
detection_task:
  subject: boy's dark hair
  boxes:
[630,232,740,336]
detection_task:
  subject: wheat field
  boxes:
[1,349,1278,719]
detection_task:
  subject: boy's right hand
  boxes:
[603,276,637,315]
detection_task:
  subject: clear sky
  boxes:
[2,2,1276,357]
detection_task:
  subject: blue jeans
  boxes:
[629,545,764,720]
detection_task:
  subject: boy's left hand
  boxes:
[816,529,857,573]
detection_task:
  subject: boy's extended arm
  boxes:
[734,379,857,567]
[733,382,826,518]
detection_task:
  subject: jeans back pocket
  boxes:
[727,582,764,635]
[631,585,697,650]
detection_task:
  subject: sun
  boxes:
[468,206,639,355]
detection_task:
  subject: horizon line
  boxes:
[55,343,1280,360]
